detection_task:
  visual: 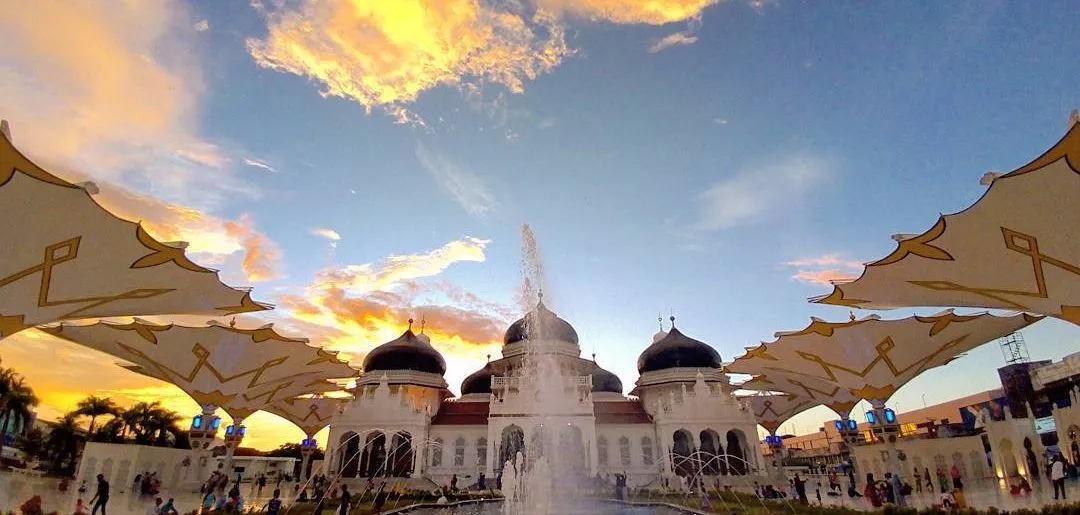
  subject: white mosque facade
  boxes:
[324,302,764,487]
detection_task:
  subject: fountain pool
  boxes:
[386,499,698,514]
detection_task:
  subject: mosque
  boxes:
[325,300,764,487]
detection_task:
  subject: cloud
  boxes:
[537,0,720,25]
[242,157,276,172]
[648,32,698,53]
[87,182,282,283]
[246,0,571,121]
[692,154,831,231]
[193,19,209,32]
[312,228,342,242]
[415,142,499,217]
[246,0,720,121]
[784,253,864,286]
[0,1,255,208]
[313,237,489,293]
[224,214,282,282]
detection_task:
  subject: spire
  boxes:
[849,310,856,322]
[658,313,664,331]
[229,317,236,328]
[670,315,677,328]
[407,318,414,332]
[419,315,426,335]
[1069,109,1079,128]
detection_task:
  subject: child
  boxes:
[74,499,88,515]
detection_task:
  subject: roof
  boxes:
[431,401,490,425]
[594,401,652,424]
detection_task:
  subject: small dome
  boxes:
[637,323,721,374]
[652,330,668,343]
[460,364,494,395]
[590,363,623,394]
[363,328,446,375]
[503,300,579,346]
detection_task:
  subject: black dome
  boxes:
[503,301,579,346]
[636,325,721,373]
[460,364,494,395]
[363,329,446,375]
[590,363,623,393]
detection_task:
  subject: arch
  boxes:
[360,432,386,478]
[672,429,695,477]
[170,462,183,488]
[951,451,967,479]
[618,436,632,467]
[699,429,723,475]
[498,425,524,471]
[81,457,98,482]
[968,450,985,480]
[527,425,551,465]
[389,431,414,477]
[116,460,132,490]
[998,438,1018,477]
[477,438,488,469]
[454,436,467,467]
[557,425,585,473]
[933,453,947,476]
[431,437,444,468]
[641,436,655,466]
[597,436,610,466]
[100,458,114,485]
[725,429,747,475]
[338,431,360,478]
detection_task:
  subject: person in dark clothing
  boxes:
[90,474,110,515]
[478,472,486,490]
[793,474,807,505]
[450,474,458,491]
[338,485,350,515]
[266,490,282,515]
[923,468,933,493]
[372,484,388,513]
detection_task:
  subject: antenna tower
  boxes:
[999,331,1029,365]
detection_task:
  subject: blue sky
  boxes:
[2,0,1079,447]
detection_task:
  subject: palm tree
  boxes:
[74,396,118,436]
[0,366,39,460]
[17,426,46,461]
[44,414,83,475]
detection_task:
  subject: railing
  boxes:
[491,375,592,389]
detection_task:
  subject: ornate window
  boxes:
[597,436,609,465]
[477,438,488,468]
[641,436,654,466]
[432,438,443,467]
[619,436,631,466]
[454,437,467,467]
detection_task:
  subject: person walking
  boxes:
[914,468,922,494]
[793,474,808,505]
[950,464,963,490]
[338,485,350,515]
[923,468,933,493]
[90,474,110,515]
[1051,455,1067,500]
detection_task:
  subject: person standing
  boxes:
[914,468,922,494]
[793,474,807,505]
[1051,455,1067,500]
[478,472,486,490]
[950,464,963,490]
[923,468,933,493]
[144,497,162,515]
[338,485,350,515]
[889,472,906,507]
[450,474,458,491]
[90,474,110,515]
[265,490,282,515]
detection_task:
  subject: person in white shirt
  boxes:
[145,497,162,515]
[1051,455,1067,500]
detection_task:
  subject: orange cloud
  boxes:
[785,253,863,286]
[224,214,282,282]
[247,0,571,119]
[313,237,489,293]
[537,0,719,25]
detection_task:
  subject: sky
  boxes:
[1,0,1079,450]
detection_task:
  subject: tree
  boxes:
[0,365,39,460]
[44,414,83,475]
[74,396,118,436]
[17,426,46,461]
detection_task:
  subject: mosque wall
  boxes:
[850,435,990,483]
[425,425,489,484]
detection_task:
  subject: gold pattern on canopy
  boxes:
[740,372,861,419]
[266,395,349,437]
[728,311,1040,405]
[42,319,357,419]
[814,121,1080,325]
[0,128,269,339]
[739,393,815,434]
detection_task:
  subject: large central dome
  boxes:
[503,299,579,346]
[363,326,447,375]
[637,319,721,373]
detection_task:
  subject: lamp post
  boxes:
[764,432,785,481]
[223,419,247,478]
[866,403,900,475]
[300,437,318,481]
[186,405,222,489]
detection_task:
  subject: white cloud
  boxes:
[243,157,276,172]
[692,154,831,231]
[193,19,209,32]
[648,32,699,53]
[784,253,864,286]
[312,228,341,248]
[415,142,499,217]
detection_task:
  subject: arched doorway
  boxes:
[499,425,525,472]
[699,429,723,475]
[389,431,413,477]
[557,425,585,474]
[726,430,747,475]
[672,429,695,477]
[527,425,551,467]
[339,432,360,477]
[359,432,386,478]
[998,439,1018,477]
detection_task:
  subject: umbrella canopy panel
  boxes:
[740,393,816,434]
[266,395,350,437]
[739,372,861,419]
[815,122,1080,325]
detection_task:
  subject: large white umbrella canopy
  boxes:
[42,319,358,419]
[814,120,1080,325]
[266,395,350,437]
[739,372,862,419]
[727,311,1040,405]
[739,393,816,434]
[0,128,269,339]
